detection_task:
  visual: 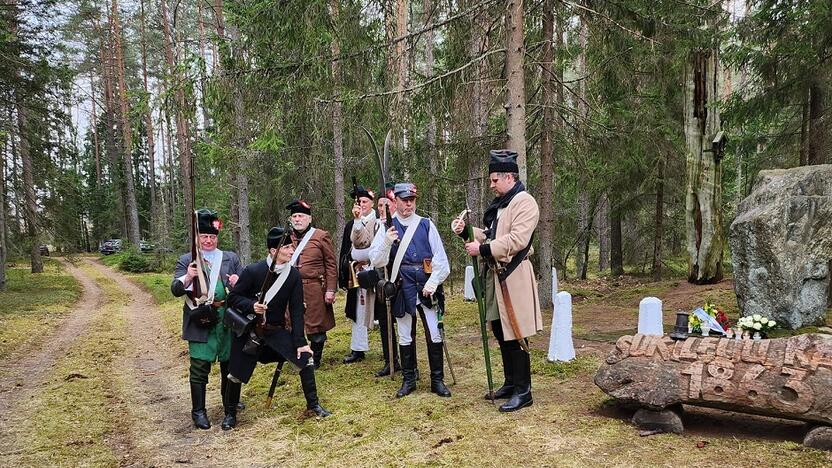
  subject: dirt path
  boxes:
[0,259,106,452]
[84,258,236,467]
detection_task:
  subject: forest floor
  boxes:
[0,256,830,467]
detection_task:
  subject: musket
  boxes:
[363,127,396,381]
[458,209,495,402]
[265,360,285,408]
[436,308,457,385]
[189,150,209,305]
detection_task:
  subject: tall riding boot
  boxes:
[299,366,332,417]
[499,348,533,412]
[189,383,211,429]
[309,339,326,369]
[427,341,451,397]
[486,346,515,400]
[221,361,245,411]
[222,381,242,430]
[375,322,401,377]
[395,344,417,398]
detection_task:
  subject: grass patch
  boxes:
[128,272,176,305]
[0,259,81,359]
[6,265,127,466]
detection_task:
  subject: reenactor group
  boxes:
[171,150,543,430]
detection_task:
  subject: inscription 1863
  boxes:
[595,334,832,424]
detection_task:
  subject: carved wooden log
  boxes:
[595,333,832,425]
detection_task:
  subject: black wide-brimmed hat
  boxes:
[196,208,222,235]
[488,149,519,174]
[286,199,312,215]
[350,185,375,200]
[267,226,293,249]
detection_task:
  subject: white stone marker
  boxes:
[637,297,663,336]
[463,265,475,301]
[551,267,559,304]
[548,291,575,362]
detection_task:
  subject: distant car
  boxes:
[139,241,155,253]
[100,239,123,255]
[39,245,50,256]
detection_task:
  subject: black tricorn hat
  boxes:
[196,208,222,235]
[488,149,519,174]
[286,199,312,215]
[350,185,375,200]
[267,226,293,249]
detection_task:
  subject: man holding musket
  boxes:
[224,226,331,430]
[369,182,451,398]
[337,184,401,375]
[171,208,243,429]
[286,199,338,369]
[452,150,543,412]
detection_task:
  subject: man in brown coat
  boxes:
[452,150,543,412]
[287,199,338,368]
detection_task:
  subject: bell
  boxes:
[669,311,690,341]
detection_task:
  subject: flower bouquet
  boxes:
[689,302,730,335]
[737,314,778,338]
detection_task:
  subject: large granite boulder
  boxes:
[594,333,832,425]
[729,165,832,329]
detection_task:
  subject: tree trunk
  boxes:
[161,0,194,233]
[111,0,141,246]
[139,0,157,240]
[610,208,623,276]
[10,2,42,273]
[424,0,439,222]
[17,96,42,273]
[596,194,610,271]
[467,0,489,223]
[504,0,527,180]
[652,152,666,281]
[684,48,724,284]
[331,0,345,257]
[0,119,7,288]
[575,9,589,278]
[800,86,809,166]
[97,16,127,237]
[89,71,102,187]
[197,0,211,132]
[576,191,589,278]
[537,0,556,308]
[808,80,825,165]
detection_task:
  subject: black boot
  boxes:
[395,344,417,398]
[310,340,325,369]
[427,341,451,397]
[220,361,245,411]
[486,346,514,400]
[189,383,211,429]
[222,381,241,430]
[499,349,533,412]
[300,366,331,417]
[343,350,365,364]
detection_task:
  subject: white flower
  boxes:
[753,322,762,330]
[769,321,777,328]
[760,317,769,324]
[753,314,762,321]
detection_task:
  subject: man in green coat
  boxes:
[171,209,244,429]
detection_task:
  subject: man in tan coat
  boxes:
[452,150,542,412]
[287,199,338,369]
